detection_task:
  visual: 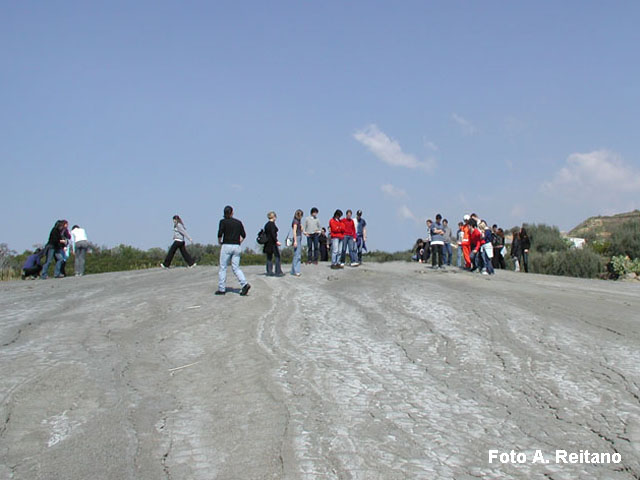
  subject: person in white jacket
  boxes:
[160,215,196,269]
[71,225,89,276]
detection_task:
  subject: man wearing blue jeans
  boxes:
[303,207,321,264]
[216,205,250,296]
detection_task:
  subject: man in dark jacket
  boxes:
[41,220,68,279]
[216,206,251,296]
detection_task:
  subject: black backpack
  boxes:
[257,229,268,245]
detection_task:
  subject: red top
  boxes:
[469,228,484,252]
[341,217,357,239]
[461,224,470,244]
[329,218,345,239]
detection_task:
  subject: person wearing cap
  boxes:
[355,210,367,263]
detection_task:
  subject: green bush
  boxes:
[607,220,640,259]
[529,249,603,278]
[525,223,571,253]
[610,255,640,277]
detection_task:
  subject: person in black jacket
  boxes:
[519,226,531,273]
[41,220,69,279]
[319,228,329,262]
[510,230,522,272]
[264,211,284,277]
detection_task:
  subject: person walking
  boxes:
[519,226,531,273]
[291,209,304,276]
[356,210,367,263]
[303,207,321,264]
[41,220,69,279]
[160,215,196,269]
[71,225,90,276]
[264,211,284,277]
[216,206,250,295]
[329,210,345,269]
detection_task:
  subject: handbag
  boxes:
[285,230,293,247]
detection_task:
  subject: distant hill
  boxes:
[568,210,640,241]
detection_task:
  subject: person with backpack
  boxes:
[262,211,284,277]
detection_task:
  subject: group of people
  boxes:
[22,220,89,279]
[413,213,531,275]
[260,207,367,275]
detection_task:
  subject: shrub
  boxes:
[610,255,640,278]
[525,223,570,253]
[607,220,640,259]
[529,249,603,278]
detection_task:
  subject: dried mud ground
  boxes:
[1,262,639,480]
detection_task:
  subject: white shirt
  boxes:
[71,228,88,247]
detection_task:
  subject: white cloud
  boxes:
[542,150,640,195]
[381,184,407,198]
[424,139,439,151]
[451,113,477,135]
[398,205,418,221]
[354,124,436,172]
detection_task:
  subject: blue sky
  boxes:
[2,1,640,253]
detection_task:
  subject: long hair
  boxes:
[173,215,184,226]
[294,209,304,220]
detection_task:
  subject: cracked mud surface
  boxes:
[1,263,639,479]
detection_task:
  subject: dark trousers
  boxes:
[431,244,443,267]
[319,243,328,261]
[493,251,506,269]
[307,233,319,262]
[266,248,283,275]
[163,241,194,267]
[23,266,42,278]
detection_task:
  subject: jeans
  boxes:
[331,237,343,265]
[41,247,64,278]
[291,236,302,274]
[74,240,89,275]
[521,251,529,273]
[266,247,283,275]
[443,243,452,266]
[482,249,495,274]
[164,240,194,267]
[218,244,246,292]
[306,233,319,262]
[341,236,358,264]
[456,245,462,267]
[356,236,365,263]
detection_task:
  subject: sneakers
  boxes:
[351,263,360,267]
[160,263,168,269]
[292,272,301,277]
[189,263,197,269]
[214,290,226,295]
[240,284,251,296]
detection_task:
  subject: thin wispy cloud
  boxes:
[398,205,418,222]
[380,183,407,198]
[451,113,477,135]
[354,124,436,173]
[424,139,439,152]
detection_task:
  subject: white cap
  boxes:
[463,214,470,221]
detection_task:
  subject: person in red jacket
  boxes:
[329,210,345,269]
[340,209,359,267]
[468,218,484,272]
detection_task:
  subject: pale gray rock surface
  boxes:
[1,263,639,479]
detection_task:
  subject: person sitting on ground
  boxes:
[22,248,43,279]
[412,238,426,262]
